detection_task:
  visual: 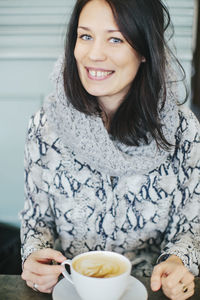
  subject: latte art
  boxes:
[73,254,127,278]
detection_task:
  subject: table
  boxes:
[0,275,199,299]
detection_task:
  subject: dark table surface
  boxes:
[0,275,199,300]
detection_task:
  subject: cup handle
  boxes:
[61,259,74,284]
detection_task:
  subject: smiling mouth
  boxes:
[86,68,114,80]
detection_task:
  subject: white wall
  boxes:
[164,0,196,103]
[0,0,75,225]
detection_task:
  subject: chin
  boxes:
[84,88,106,97]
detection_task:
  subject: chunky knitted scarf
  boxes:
[44,55,179,176]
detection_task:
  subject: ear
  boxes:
[141,57,146,63]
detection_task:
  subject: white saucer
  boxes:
[52,275,148,300]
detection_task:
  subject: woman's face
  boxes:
[74,0,144,110]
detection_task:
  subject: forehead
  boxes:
[78,0,118,29]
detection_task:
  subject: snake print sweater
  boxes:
[20,102,200,277]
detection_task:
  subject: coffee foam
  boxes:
[73,254,127,278]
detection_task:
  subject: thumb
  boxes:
[151,264,165,291]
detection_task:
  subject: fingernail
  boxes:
[151,282,159,290]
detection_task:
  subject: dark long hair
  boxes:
[63,0,184,150]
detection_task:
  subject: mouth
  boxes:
[86,67,114,81]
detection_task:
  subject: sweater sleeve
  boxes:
[20,109,58,264]
[158,107,200,275]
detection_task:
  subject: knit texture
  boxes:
[44,55,179,176]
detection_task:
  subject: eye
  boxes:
[109,37,123,44]
[79,34,93,41]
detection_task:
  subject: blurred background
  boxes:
[0,0,199,274]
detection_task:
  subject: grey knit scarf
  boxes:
[44,55,179,177]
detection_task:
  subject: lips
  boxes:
[86,67,114,80]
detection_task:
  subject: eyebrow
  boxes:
[77,26,121,33]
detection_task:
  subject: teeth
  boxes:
[89,70,112,78]
[90,70,96,77]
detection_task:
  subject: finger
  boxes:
[32,249,66,263]
[162,279,181,297]
[26,277,58,294]
[25,259,65,276]
[161,277,183,299]
[22,270,58,286]
[26,280,35,289]
[26,280,32,288]
[183,282,195,299]
[162,274,182,298]
[161,266,189,290]
[179,281,195,295]
[169,291,194,300]
[181,272,195,286]
[171,285,195,300]
[35,277,58,294]
[163,268,194,292]
[151,263,166,291]
[162,278,195,300]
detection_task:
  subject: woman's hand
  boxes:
[151,255,195,300]
[21,248,66,293]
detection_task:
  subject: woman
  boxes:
[20,0,200,299]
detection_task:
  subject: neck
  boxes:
[98,101,116,131]
[98,96,122,120]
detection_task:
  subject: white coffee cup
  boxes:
[61,251,132,300]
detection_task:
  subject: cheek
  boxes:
[123,59,141,83]
[131,59,141,76]
[74,45,79,63]
[128,52,142,76]
[74,43,83,66]
[115,50,142,75]
[74,49,83,78]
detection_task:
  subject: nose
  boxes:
[88,39,106,61]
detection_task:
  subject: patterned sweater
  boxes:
[20,103,200,277]
[20,57,200,277]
